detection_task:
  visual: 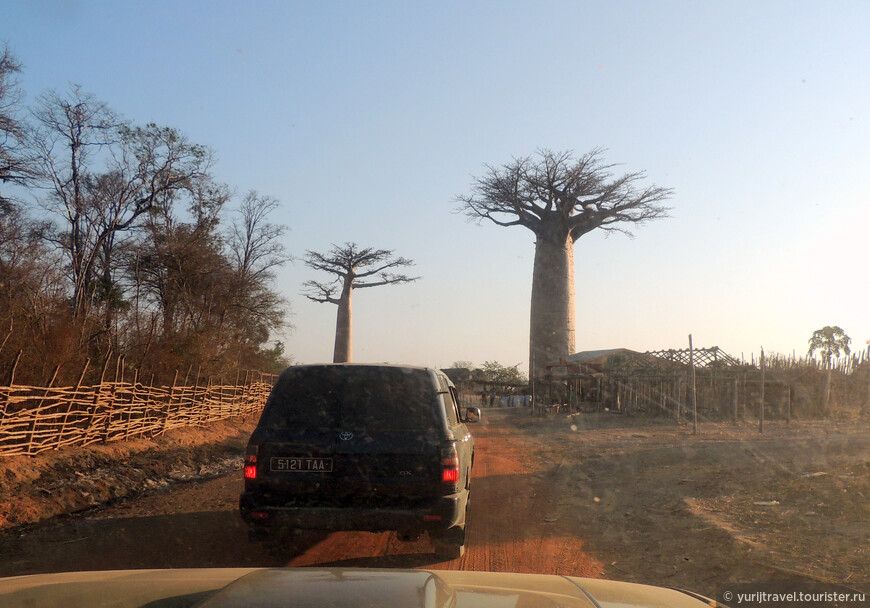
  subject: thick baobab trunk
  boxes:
[529,229,575,382]
[333,281,353,363]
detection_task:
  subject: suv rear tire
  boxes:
[432,525,466,560]
[433,538,465,560]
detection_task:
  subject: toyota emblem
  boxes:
[339,432,353,441]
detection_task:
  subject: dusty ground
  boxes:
[0,408,867,600]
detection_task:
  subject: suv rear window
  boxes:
[259,366,439,431]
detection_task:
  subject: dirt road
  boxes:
[1,408,867,599]
[0,409,601,578]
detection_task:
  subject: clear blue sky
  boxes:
[3,1,868,370]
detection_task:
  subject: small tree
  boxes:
[808,325,851,414]
[479,360,527,385]
[303,243,418,363]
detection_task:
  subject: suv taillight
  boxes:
[244,444,258,480]
[441,442,460,487]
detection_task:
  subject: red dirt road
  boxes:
[0,409,603,577]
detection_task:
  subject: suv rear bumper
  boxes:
[239,490,467,534]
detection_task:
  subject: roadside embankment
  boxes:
[0,417,257,530]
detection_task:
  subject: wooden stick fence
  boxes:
[0,373,274,456]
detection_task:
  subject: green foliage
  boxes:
[603,354,628,371]
[479,361,527,385]
[808,326,851,365]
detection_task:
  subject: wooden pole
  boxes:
[689,334,697,435]
[0,319,12,359]
[0,350,22,419]
[596,375,602,412]
[823,362,832,416]
[233,369,241,417]
[202,376,212,424]
[7,349,21,386]
[190,367,202,425]
[125,368,139,441]
[732,376,739,424]
[105,355,124,443]
[86,351,112,445]
[26,366,60,455]
[57,359,90,450]
[760,348,765,434]
[866,345,870,425]
[163,370,180,435]
[147,373,155,434]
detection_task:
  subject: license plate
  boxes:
[270,457,333,472]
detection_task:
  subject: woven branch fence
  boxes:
[0,364,275,456]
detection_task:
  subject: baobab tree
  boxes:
[457,148,672,380]
[303,243,418,363]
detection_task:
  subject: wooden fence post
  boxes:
[866,345,870,426]
[233,369,241,416]
[57,359,89,450]
[218,376,226,419]
[822,356,833,417]
[733,376,739,424]
[104,354,124,443]
[190,368,201,426]
[6,349,21,386]
[125,368,139,441]
[0,319,13,359]
[759,348,765,434]
[26,365,60,455]
[242,370,251,415]
[202,376,212,424]
[689,334,697,435]
[0,350,21,420]
[3,349,22,417]
[162,370,180,435]
[145,374,155,436]
[86,352,113,445]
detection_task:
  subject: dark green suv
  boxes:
[239,364,480,559]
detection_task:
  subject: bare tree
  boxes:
[227,191,290,282]
[30,87,209,327]
[225,191,292,359]
[303,243,418,363]
[0,45,33,207]
[457,148,672,380]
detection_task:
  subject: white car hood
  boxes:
[0,567,722,608]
